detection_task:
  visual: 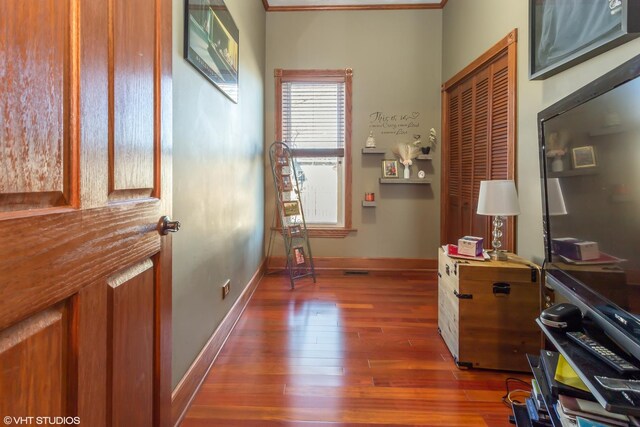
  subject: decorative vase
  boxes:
[403,164,411,179]
[551,155,564,172]
[421,146,431,155]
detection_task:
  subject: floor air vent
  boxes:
[344,270,369,276]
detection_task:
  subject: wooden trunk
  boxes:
[437,248,541,372]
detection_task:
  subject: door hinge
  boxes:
[454,290,473,299]
[530,266,538,283]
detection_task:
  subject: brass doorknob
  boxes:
[159,216,181,235]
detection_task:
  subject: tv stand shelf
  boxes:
[537,319,640,416]
[511,404,531,427]
[527,354,563,426]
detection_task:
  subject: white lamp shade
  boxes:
[546,178,567,216]
[477,180,520,216]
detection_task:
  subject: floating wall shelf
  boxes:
[549,168,599,178]
[361,148,386,154]
[362,201,377,207]
[379,178,432,185]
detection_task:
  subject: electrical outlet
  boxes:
[222,280,230,299]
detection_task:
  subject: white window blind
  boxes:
[281,80,346,225]
[282,81,345,157]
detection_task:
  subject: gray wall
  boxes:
[265,10,443,259]
[171,0,266,387]
[442,0,640,261]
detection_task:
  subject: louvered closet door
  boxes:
[442,31,517,252]
[447,88,462,241]
[487,53,514,249]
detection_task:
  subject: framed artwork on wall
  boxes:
[529,0,640,80]
[184,0,239,102]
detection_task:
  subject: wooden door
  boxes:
[0,1,173,426]
[441,30,517,252]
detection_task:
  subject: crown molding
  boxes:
[262,0,447,12]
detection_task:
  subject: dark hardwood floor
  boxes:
[181,272,529,426]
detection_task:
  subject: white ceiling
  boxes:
[267,0,441,7]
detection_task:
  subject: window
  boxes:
[275,69,353,237]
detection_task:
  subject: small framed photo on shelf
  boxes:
[287,225,302,237]
[280,175,292,192]
[293,246,305,265]
[382,160,399,178]
[279,165,291,176]
[283,201,300,216]
[572,146,596,168]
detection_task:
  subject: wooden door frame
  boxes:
[156,0,173,424]
[440,29,518,248]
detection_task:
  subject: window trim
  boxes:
[274,68,354,238]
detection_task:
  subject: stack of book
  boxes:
[541,350,594,401]
[538,350,634,426]
[526,378,553,426]
[556,395,630,426]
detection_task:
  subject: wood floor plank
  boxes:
[185,405,490,426]
[180,274,526,426]
[283,385,467,401]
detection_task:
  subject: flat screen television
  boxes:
[539,54,640,360]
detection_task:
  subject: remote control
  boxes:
[566,331,640,374]
[622,390,640,406]
[595,376,640,393]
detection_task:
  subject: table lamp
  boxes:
[477,180,520,260]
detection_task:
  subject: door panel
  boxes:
[471,71,490,240]
[447,196,461,243]
[0,202,161,330]
[489,59,510,180]
[111,0,156,199]
[472,73,489,203]
[460,84,473,207]
[109,260,155,427]
[0,0,71,211]
[77,282,107,427]
[0,304,69,417]
[0,0,172,425]
[488,57,515,249]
